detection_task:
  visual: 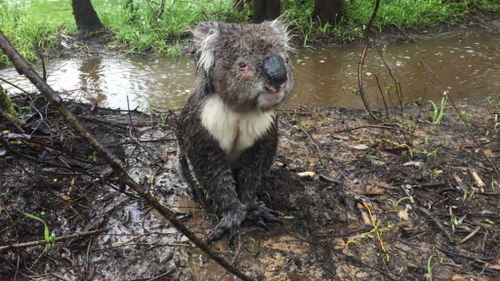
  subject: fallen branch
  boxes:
[357,0,381,120]
[331,124,396,134]
[0,30,255,281]
[0,229,106,252]
[416,206,454,243]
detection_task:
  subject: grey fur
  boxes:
[176,21,293,243]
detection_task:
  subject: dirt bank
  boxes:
[1,93,498,280]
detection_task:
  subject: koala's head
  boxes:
[192,20,293,112]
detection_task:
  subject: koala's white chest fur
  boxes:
[201,95,275,163]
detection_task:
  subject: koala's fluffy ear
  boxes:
[191,22,219,73]
[267,19,290,49]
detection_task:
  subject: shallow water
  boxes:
[1,33,499,110]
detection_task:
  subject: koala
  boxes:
[176,20,293,244]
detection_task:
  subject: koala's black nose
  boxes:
[263,55,287,86]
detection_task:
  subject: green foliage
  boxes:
[0,85,23,125]
[22,211,57,252]
[428,95,448,124]
[0,1,75,66]
[427,254,434,281]
[94,0,241,53]
[284,0,499,45]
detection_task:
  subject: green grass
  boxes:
[0,1,75,66]
[93,0,242,53]
[1,0,499,66]
[286,0,500,44]
[22,211,57,252]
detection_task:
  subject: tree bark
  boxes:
[252,0,280,23]
[72,0,103,32]
[312,0,344,26]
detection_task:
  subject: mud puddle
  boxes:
[1,33,499,110]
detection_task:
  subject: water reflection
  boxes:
[1,33,499,110]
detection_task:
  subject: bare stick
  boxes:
[298,125,327,174]
[331,124,395,134]
[459,226,481,244]
[0,30,255,281]
[156,0,166,20]
[377,46,404,114]
[357,0,381,120]
[0,77,32,94]
[0,229,106,252]
[374,73,390,118]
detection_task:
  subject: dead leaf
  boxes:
[297,171,315,178]
[379,181,397,190]
[159,151,169,163]
[360,211,371,225]
[470,169,486,192]
[482,148,493,158]
[403,161,422,167]
[361,187,385,196]
[398,209,409,220]
[451,274,466,280]
[453,173,466,190]
[488,263,500,270]
[350,144,369,150]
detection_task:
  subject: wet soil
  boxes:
[1,93,499,280]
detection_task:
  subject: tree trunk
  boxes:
[252,0,280,23]
[312,0,344,26]
[72,0,103,32]
[0,84,23,125]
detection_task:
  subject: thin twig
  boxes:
[0,77,32,94]
[0,30,255,281]
[0,229,106,252]
[156,0,166,20]
[377,46,404,114]
[374,73,390,118]
[298,125,327,174]
[459,226,481,244]
[357,0,381,120]
[36,49,47,82]
[331,124,396,134]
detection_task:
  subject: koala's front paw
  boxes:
[207,203,246,245]
[244,201,281,230]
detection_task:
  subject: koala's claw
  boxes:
[244,202,282,228]
[206,205,246,245]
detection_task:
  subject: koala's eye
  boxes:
[238,62,248,69]
[285,57,290,64]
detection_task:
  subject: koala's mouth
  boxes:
[259,89,285,108]
[264,82,286,94]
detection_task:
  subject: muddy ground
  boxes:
[0,91,499,280]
